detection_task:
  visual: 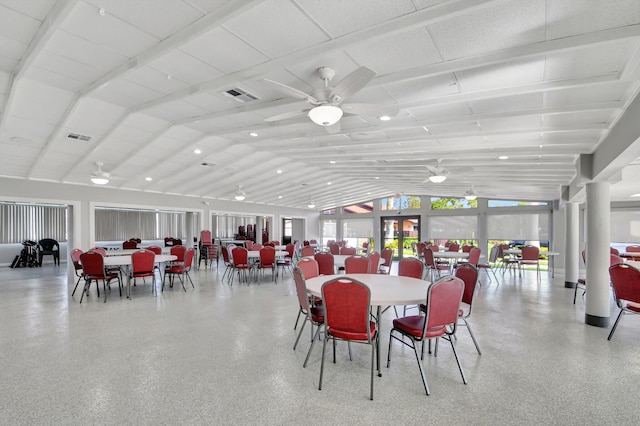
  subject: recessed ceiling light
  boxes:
[145,177,152,181]
[167,75,172,80]
[276,169,282,174]
[249,132,258,137]
[498,155,509,160]
[327,182,332,185]
[99,7,105,16]
[194,148,202,154]
[375,177,380,180]
[330,161,336,164]
[631,193,640,198]
[378,115,391,121]
[278,195,283,199]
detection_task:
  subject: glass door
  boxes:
[381,216,420,259]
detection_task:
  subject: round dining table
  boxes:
[305,273,430,376]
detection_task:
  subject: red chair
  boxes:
[448,243,460,252]
[200,230,213,246]
[611,247,620,256]
[453,264,481,355]
[309,239,317,244]
[361,241,369,254]
[461,244,474,253]
[293,258,322,330]
[303,240,310,246]
[163,248,195,291]
[131,249,157,294]
[293,267,325,368]
[387,275,467,395]
[416,242,427,261]
[277,243,295,277]
[319,278,378,400]
[70,249,85,297]
[398,257,426,316]
[423,248,451,281]
[378,248,393,274]
[519,245,540,279]
[170,245,186,263]
[314,252,335,276]
[344,255,370,274]
[220,245,233,282]
[608,263,640,340]
[625,245,640,261]
[329,244,340,255]
[341,247,356,256]
[301,246,315,257]
[575,253,623,304]
[264,242,275,248]
[123,240,137,249]
[230,247,251,285]
[257,247,277,282]
[367,251,380,274]
[252,243,262,251]
[79,251,122,303]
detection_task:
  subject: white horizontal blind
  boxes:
[430,215,477,239]
[611,210,640,243]
[487,213,549,241]
[95,208,184,241]
[343,218,373,238]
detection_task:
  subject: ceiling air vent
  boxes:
[67,132,91,142]
[201,162,216,167]
[222,87,259,103]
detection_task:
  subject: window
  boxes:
[343,202,373,214]
[431,197,476,209]
[95,207,185,241]
[322,208,336,215]
[611,210,640,243]
[321,220,336,245]
[381,195,421,210]
[429,215,477,240]
[0,202,67,243]
[487,213,550,242]
[343,218,374,249]
[488,200,549,207]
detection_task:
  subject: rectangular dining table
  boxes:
[103,254,177,298]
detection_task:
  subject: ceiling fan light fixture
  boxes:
[234,194,246,201]
[91,177,109,185]
[308,105,342,126]
[465,186,477,200]
[428,175,447,183]
[465,194,477,201]
[234,185,246,201]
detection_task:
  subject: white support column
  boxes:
[585,182,611,327]
[564,202,579,288]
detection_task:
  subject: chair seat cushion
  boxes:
[310,306,324,323]
[624,302,640,313]
[577,278,586,284]
[392,315,446,339]
[165,265,185,273]
[329,321,376,341]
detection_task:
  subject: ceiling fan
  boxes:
[234,185,247,201]
[90,161,111,185]
[263,66,399,134]
[423,159,449,184]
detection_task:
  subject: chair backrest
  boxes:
[430,244,440,252]
[309,239,317,244]
[301,246,315,257]
[367,251,380,274]
[90,247,107,256]
[264,242,275,247]
[468,247,481,266]
[488,245,499,263]
[164,237,174,247]
[314,252,335,276]
[611,254,623,266]
[285,243,295,258]
[173,238,183,246]
[297,258,319,279]
[221,245,231,264]
[455,264,479,307]
[293,267,312,312]
[422,276,465,337]
[170,245,187,262]
[462,244,474,253]
[416,242,426,259]
[245,241,253,250]
[39,238,59,251]
[521,245,539,261]
[259,247,276,266]
[71,249,83,271]
[252,243,262,251]
[329,244,340,255]
[398,258,425,279]
[232,247,248,265]
[80,251,106,276]
[130,238,142,243]
[303,240,310,246]
[609,264,640,307]
[626,245,640,253]
[380,248,393,267]
[208,244,219,259]
[610,247,620,255]
[423,248,436,268]
[123,240,138,249]
[361,241,369,254]
[345,255,370,274]
[321,278,372,341]
[341,247,357,256]
[201,230,212,245]
[448,243,460,252]
[132,249,155,274]
[184,248,195,269]
[147,246,162,255]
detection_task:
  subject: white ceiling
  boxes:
[1,0,640,209]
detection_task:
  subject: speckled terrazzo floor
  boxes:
[1,262,638,425]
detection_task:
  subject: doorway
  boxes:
[381,216,420,259]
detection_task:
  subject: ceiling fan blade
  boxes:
[263,79,318,103]
[341,103,399,117]
[325,121,341,134]
[264,110,309,122]
[329,66,375,104]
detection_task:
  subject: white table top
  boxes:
[103,254,177,266]
[246,250,288,259]
[504,249,560,256]
[620,252,640,258]
[305,274,429,306]
[433,251,469,259]
[624,260,640,268]
[105,248,171,256]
